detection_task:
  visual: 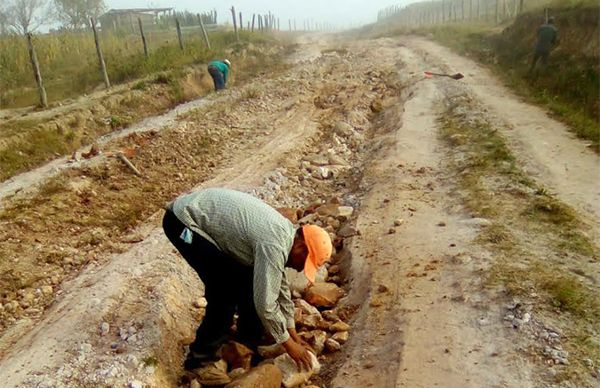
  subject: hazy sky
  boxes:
[106,1,416,27]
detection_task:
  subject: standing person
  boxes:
[162,188,333,371]
[530,16,558,73]
[207,59,231,91]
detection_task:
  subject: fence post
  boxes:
[544,7,549,23]
[251,14,256,31]
[138,18,148,58]
[26,33,48,108]
[90,17,110,89]
[239,12,243,30]
[175,18,184,50]
[231,6,240,42]
[495,0,500,24]
[197,14,211,50]
[519,0,524,14]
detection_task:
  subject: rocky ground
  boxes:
[0,33,598,388]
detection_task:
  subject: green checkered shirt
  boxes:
[167,188,296,344]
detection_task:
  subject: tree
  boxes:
[53,0,106,30]
[3,0,47,34]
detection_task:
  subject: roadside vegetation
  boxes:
[0,28,277,109]
[373,0,599,150]
[0,31,291,182]
[440,92,599,384]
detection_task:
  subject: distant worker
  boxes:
[530,16,558,72]
[162,188,333,371]
[207,59,231,91]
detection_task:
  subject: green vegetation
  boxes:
[374,0,599,149]
[0,27,277,108]
[440,95,599,383]
[426,2,599,148]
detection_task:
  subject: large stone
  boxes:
[329,321,351,332]
[316,203,339,217]
[332,331,349,344]
[304,283,344,308]
[325,338,341,353]
[337,224,357,238]
[336,206,354,218]
[296,310,329,331]
[257,343,286,359]
[303,154,330,166]
[300,330,327,355]
[225,364,282,388]
[295,299,321,317]
[333,122,355,137]
[221,342,254,371]
[274,352,320,388]
[277,208,299,223]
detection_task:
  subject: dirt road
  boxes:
[0,34,598,388]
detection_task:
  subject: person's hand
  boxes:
[283,338,313,371]
[288,328,314,353]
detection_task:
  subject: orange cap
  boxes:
[302,225,333,284]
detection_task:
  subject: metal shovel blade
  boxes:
[424,71,464,80]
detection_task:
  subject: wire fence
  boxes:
[377,0,560,27]
[0,7,334,110]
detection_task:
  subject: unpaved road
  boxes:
[0,33,598,388]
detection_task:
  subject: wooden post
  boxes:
[197,14,211,50]
[138,18,148,58]
[289,19,292,31]
[91,18,110,89]
[495,0,500,23]
[231,7,239,42]
[175,18,184,50]
[251,14,256,31]
[469,0,473,20]
[239,12,243,30]
[545,8,549,23]
[26,33,48,108]
[519,0,524,14]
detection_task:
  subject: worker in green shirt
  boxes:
[162,188,333,371]
[530,17,558,72]
[207,59,231,91]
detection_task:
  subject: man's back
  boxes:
[536,23,558,52]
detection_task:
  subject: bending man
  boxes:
[162,188,332,370]
[207,59,231,91]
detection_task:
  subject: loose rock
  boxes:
[332,331,349,344]
[225,364,282,388]
[329,321,351,332]
[304,283,344,308]
[274,352,320,388]
[325,338,341,352]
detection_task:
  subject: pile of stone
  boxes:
[186,201,355,388]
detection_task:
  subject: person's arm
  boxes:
[223,64,229,83]
[254,244,313,369]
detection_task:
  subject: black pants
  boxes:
[162,209,263,355]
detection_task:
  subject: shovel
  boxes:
[424,71,464,80]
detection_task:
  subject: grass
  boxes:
[439,93,599,382]
[0,32,289,183]
[0,26,277,109]
[423,13,599,149]
[374,0,600,149]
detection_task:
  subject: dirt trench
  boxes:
[0,33,599,388]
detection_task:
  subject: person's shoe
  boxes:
[183,351,219,371]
